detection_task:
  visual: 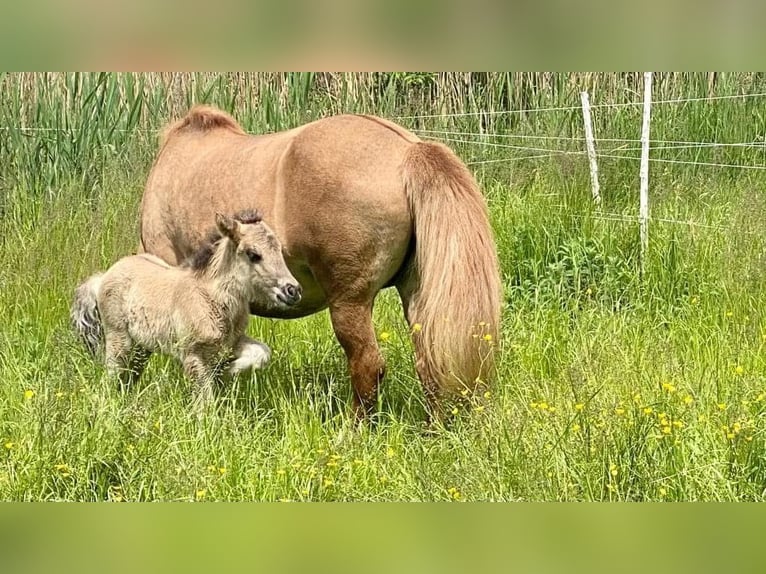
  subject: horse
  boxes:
[140,105,502,419]
[71,210,303,404]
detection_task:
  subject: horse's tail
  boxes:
[401,141,502,396]
[70,273,104,356]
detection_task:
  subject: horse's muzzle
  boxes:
[278,282,302,306]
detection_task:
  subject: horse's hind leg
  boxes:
[396,275,442,421]
[328,300,385,419]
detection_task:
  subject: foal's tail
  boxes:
[401,142,502,397]
[70,273,104,356]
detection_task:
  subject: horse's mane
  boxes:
[160,105,247,147]
[184,210,263,273]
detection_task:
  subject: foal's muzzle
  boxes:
[277,282,302,306]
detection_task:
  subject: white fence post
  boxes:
[639,72,653,270]
[580,91,601,205]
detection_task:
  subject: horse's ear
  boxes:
[215,213,240,242]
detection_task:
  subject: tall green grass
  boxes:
[2,73,766,500]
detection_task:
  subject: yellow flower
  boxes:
[659,487,667,497]
[538,402,549,410]
[735,365,744,376]
[548,406,556,413]
[717,403,727,411]
[386,447,395,458]
[482,334,493,342]
[277,469,286,476]
[207,465,217,473]
[55,391,65,399]
[4,441,14,450]
[690,296,698,305]
[483,391,491,400]
[662,426,672,435]
[323,479,334,487]
[726,310,733,317]
[683,395,693,405]
[23,390,35,400]
[447,487,462,500]
[615,407,625,416]
[575,403,585,411]
[672,421,684,428]
[609,464,618,477]
[54,463,71,477]
[460,389,469,397]
[727,432,735,440]
[379,332,390,342]
[326,461,338,468]
[643,407,653,415]
[571,423,581,433]
[474,405,485,413]
[411,323,422,333]
[218,467,227,475]
[661,382,676,393]
[451,407,459,415]
[195,489,207,500]
[585,287,593,296]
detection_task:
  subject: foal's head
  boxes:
[191,210,302,308]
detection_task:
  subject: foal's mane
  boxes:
[184,210,263,273]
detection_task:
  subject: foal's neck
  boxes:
[201,239,251,314]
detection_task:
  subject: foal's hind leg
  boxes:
[328,301,385,419]
[126,347,151,388]
[104,330,135,391]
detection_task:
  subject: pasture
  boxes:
[2,72,766,501]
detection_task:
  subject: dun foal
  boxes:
[71,210,302,403]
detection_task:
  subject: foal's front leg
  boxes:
[229,335,271,375]
[182,346,218,407]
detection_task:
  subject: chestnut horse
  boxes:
[140,105,501,418]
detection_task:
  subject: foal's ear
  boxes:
[215,213,240,242]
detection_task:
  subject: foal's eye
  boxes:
[246,250,262,263]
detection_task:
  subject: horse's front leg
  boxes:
[229,335,272,376]
[328,300,385,420]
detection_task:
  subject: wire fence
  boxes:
[2,90,764,233]
[406,90,766,235]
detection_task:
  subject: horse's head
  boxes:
[216,210,302,308]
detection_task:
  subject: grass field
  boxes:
[2,72,766,501]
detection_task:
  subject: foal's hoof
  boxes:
[229,341,271,375]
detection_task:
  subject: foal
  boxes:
[71,210,302,403]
